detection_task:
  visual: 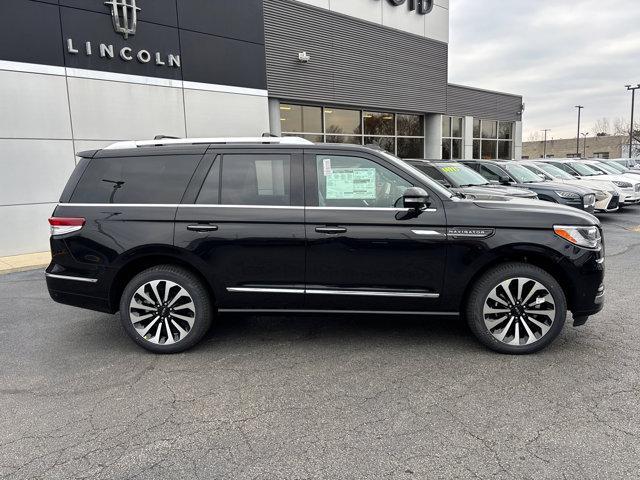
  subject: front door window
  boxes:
[315,155,412,208]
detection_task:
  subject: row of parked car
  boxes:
[405,157,640,214]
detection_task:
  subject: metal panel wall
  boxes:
[264,0,448,113]
[447,84,523,121]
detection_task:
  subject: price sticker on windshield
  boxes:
[440,166,460,173]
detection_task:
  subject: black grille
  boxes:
[608,195,619,210]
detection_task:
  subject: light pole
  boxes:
[575,106,584,157]
[626,85,640,158]
[581,132,588,158]
[542,129,551,158]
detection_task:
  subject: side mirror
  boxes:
[403,187,431,210]
[499,176,512,185]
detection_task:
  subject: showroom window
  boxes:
[593,152,610,159]
[442,116,463,160]
[280,103,424,158]
[472,119,514,160]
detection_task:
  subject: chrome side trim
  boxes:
[58,203,305,210]
[306,289,439,299]
[308,207,437,213]
[219,309,458,316]
[227,287,305,294]
[226,287,439,299]
[45,273,98,284]
[411,230,445,237]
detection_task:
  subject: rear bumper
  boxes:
[47,285,113,313]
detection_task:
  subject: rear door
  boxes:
[174,148,306,311]
[303,149,448,313]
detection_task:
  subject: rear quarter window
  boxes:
[69,155,201,204]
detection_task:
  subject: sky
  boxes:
[447,0,640,141]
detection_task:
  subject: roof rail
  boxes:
[103,136,314,150]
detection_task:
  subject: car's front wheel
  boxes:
[119,265,212,353]
[466,263,567,354]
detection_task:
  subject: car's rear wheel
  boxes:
[466,263,567,354]
[119,265,212,353]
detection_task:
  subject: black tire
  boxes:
[465,262,567,355]
[119,265,213,354]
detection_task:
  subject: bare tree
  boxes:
[592,117,610,136]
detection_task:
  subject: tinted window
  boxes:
[70,155,201,204]
[479,164,507,182]
[316,155,412,208]
[196,157,220,204]
[221,155,291,206]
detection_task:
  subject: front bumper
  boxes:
[619,190,640,205]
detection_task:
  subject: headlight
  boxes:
[555,191,580,199]
[583,194,596,207]
[613,181,632,188]
[554,225,601,250]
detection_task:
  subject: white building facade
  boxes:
[0,0,522,256]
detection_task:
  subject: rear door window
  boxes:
[70,155,201,204]
[220,154,291,206]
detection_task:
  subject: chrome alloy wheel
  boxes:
[482,277,556,346]
[129,280,196,345]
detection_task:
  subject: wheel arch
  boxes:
[108,247,217,313]
[458,245,575,315]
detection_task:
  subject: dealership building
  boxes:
[0,0,523,257]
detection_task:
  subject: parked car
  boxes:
[459,160,597,213]
[519,160,620,213]
[583,159,640,182]
[538,159,640,206]
[608,158,639,170]
[47,137,605,355]
[599,159,640,179]
[405,160,538,200]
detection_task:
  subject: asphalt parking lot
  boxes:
[1,209,639,480]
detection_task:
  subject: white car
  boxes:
[582,160,640,205]
[542,159,640,206]
[522,160,620,212]
[594,159,640,180]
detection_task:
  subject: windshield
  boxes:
[433,163,489,187]
[595,162,623,174]
[534,162,575,180]
[503,163,544,183]
[603,162,628,173]
[569,162,602,176]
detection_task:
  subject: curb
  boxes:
[0,252,51,276]
[0,264,49,275]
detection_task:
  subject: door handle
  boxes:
[187,224,219,232]
[315,226,347,234]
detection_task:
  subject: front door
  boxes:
[304,150,448,312]
[175,149,306,311]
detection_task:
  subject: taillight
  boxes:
[49,217,85,236]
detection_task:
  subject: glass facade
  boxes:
[473,119,514,160]
[280,103,424,158]
[442,116,463,160]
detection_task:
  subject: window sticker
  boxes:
[440,166,460,173]
[326,168,376,199]
[322,158,333,176]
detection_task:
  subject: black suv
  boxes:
[46,138,605,355]
[460,160,597,213]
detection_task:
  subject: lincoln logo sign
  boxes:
[105,0,140,40]
[377,0,434,14]
[64,0,181,69]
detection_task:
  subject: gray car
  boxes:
[406,160,538,200]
